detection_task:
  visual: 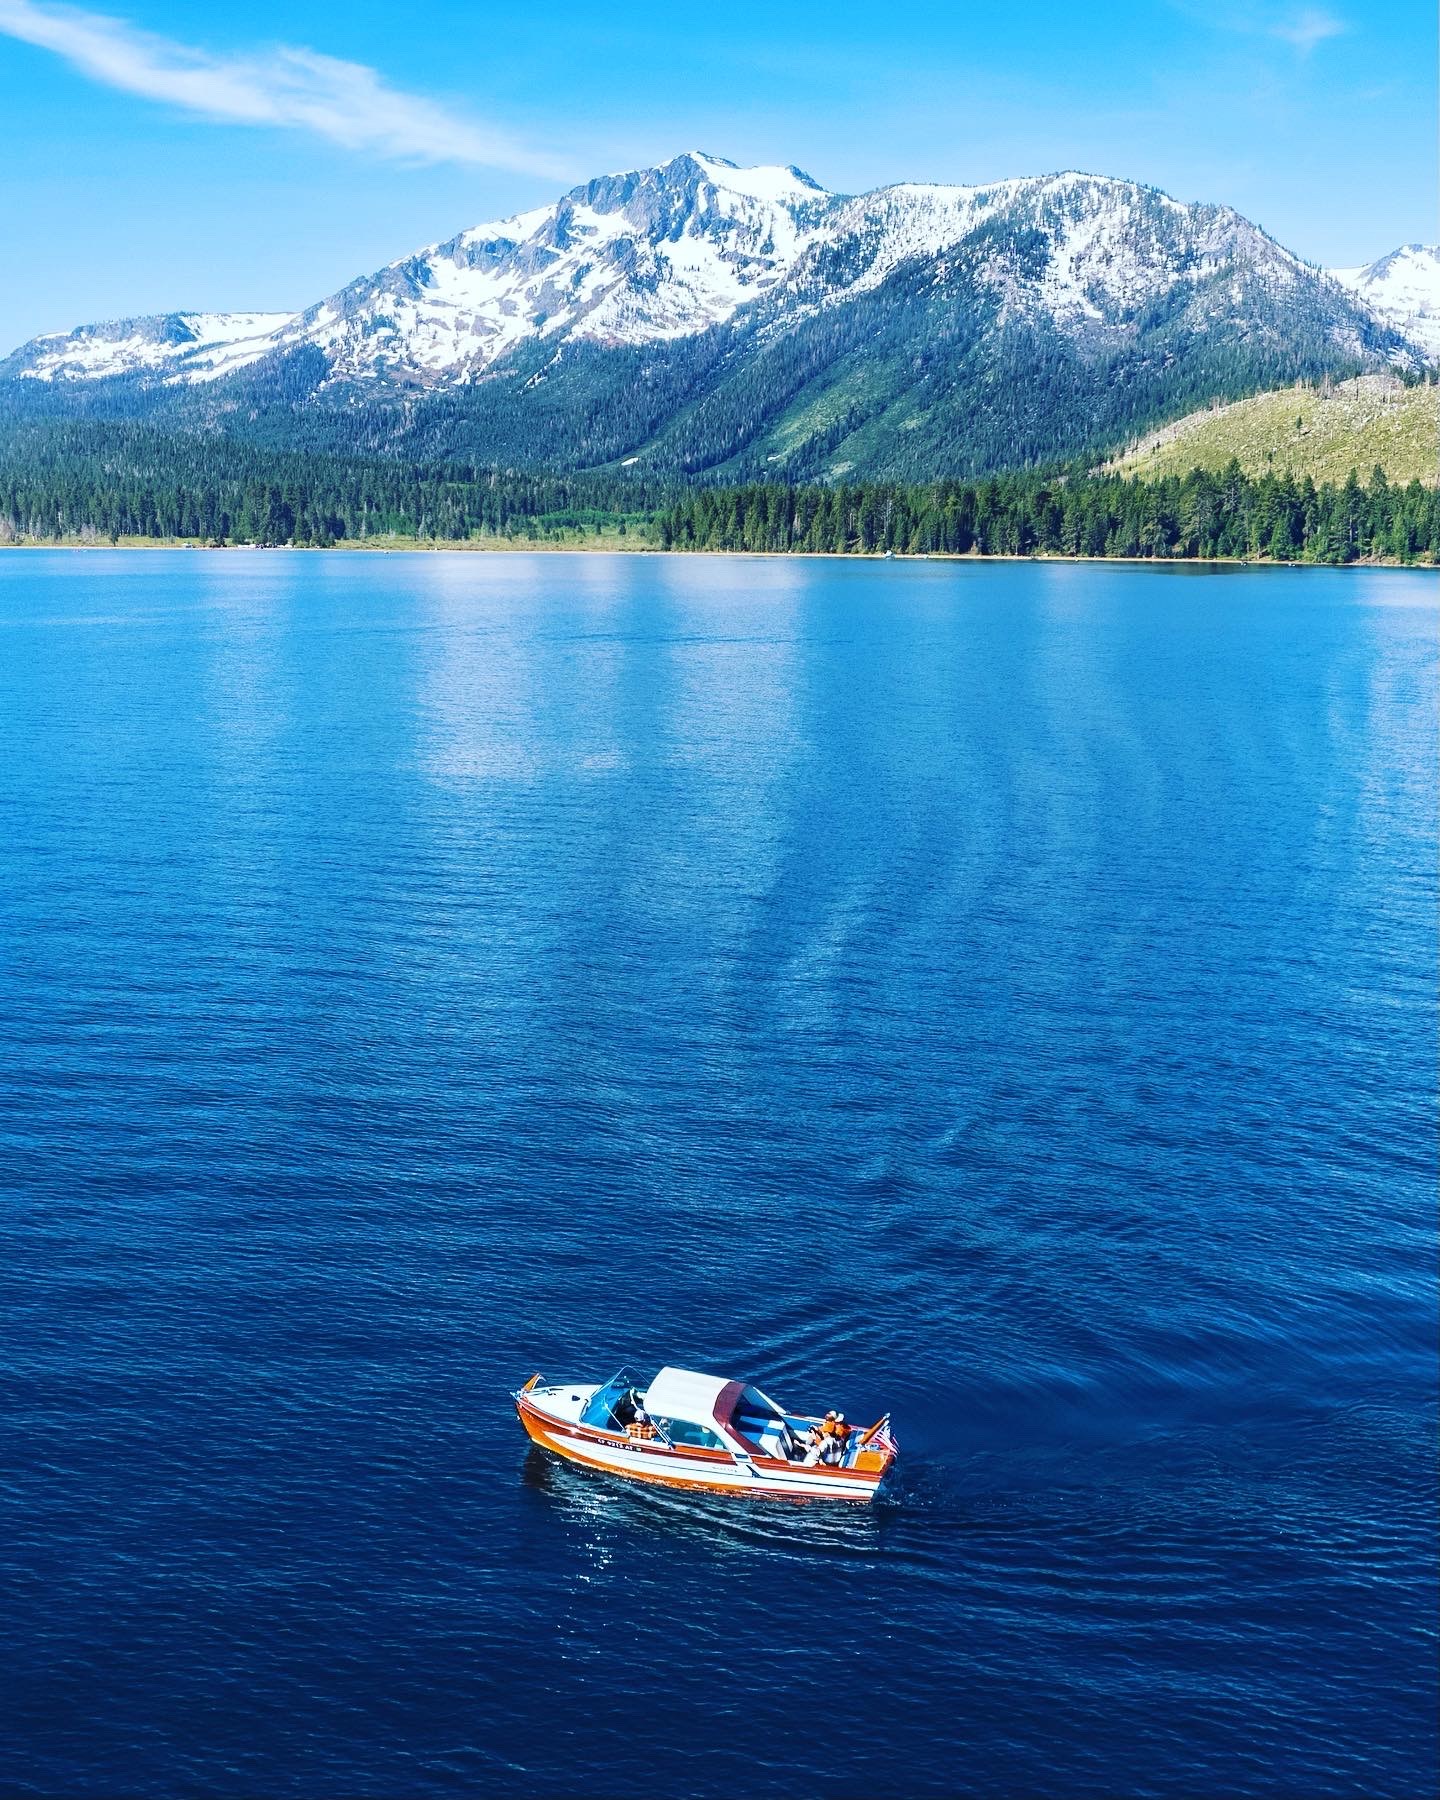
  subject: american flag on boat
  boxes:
[864,1415,899,1457]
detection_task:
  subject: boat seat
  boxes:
[738,1418,801,1461]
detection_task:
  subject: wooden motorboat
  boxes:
[513,1364,898,1501]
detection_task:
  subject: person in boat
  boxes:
[804,1411,851,1465]
[803,1411,837,1458]
[626,1405,657,1441]
[824,1415,853,1464]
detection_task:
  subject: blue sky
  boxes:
[0,0,1433,352]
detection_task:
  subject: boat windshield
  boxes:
[579,1370,637,1429]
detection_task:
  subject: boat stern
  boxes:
[851,1413,900,1483]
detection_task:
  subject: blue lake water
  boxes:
[1,551,1435,1799]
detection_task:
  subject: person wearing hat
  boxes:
[819,1413,852,1465]
[804,1410,844,1465]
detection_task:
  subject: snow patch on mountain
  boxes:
[19,311,297,383]
[684,151,825,205]
[1328,245,1440,358]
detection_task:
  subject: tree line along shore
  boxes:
[1,425,1435,564]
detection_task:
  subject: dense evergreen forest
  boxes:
[656,466,1440,562]
[0,423,1435,563]
[0,424,660,546]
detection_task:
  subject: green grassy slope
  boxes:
[1111,376,1439,487]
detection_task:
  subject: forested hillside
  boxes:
[1,424,1434,563]
[0,279,1401,486]
[1114,375,1439,487]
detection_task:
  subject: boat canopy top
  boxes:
[643,1367,740,1429]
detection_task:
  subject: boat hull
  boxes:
[515,1392,888,1502]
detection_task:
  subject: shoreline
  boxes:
[0,540,1430,569]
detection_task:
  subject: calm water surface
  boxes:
[1,553,1435,1799]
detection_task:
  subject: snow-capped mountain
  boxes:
[0,154,1425,481]
[11,310,297,385]
[9,153,830,385]
[7,153,1423,389]
[1327,245,1440,359]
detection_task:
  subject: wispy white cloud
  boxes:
[0,0,570,175]
[1268,7,1347,52]
[1169,1,1349,55]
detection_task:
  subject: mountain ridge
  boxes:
[2,153,1433,481]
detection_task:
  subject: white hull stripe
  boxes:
[550,1431,878,1498]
